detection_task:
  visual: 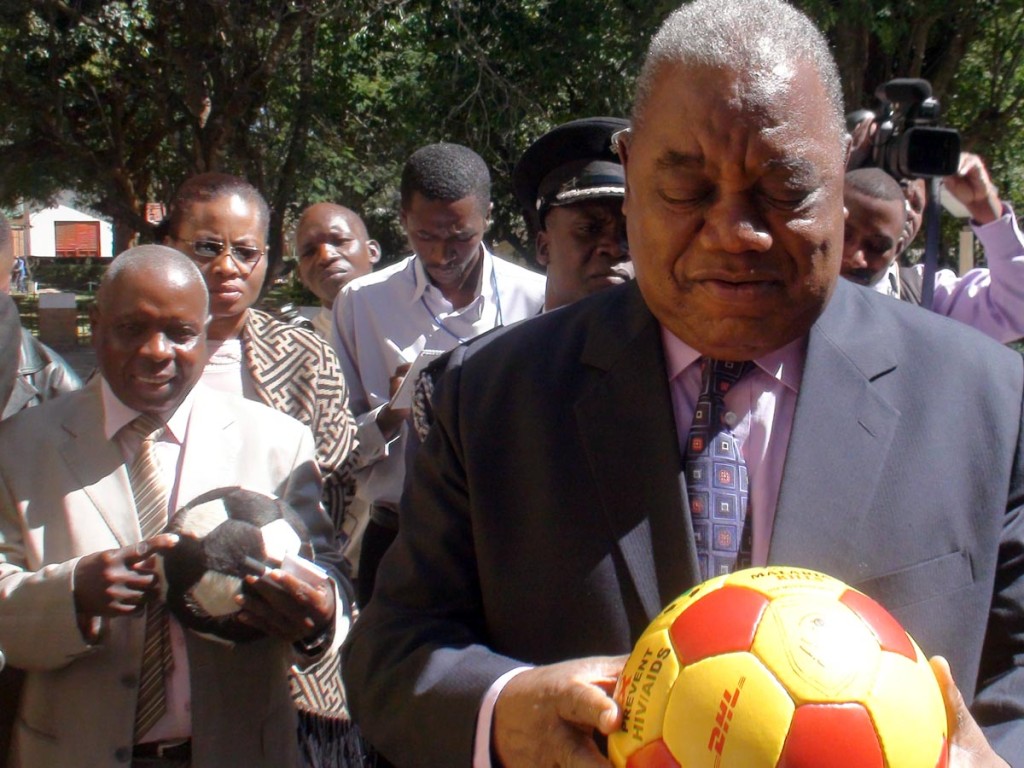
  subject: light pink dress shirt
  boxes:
[659,327,805,567]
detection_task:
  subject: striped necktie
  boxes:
[125,413,173,741]
[683,359,754,582]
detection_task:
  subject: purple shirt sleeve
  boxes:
[929,204,1024,344]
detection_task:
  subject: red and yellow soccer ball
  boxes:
[609,567,948,768]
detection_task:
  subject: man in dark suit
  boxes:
[342,1,1022,766]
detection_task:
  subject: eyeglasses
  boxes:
[177,238,265,273]
[611,127,631,157]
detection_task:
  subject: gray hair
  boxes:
[99,244,209,315]
[633,0,845,138]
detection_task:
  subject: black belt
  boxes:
[133,739,192,760]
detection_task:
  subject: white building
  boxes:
[11,195,114,260]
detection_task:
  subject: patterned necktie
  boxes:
[684,359,754,582]
[125,413,173,741]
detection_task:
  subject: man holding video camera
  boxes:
[844,92,1024,343]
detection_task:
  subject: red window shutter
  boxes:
[55,221,100,257]
[145,203,166,224]
[12,227,25,259]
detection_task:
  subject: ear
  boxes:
[894,234,907,259]
[485,202,494,230]
[399,208,409,232]
[841,132,853,169]
[88,304,102,338]
[367,240,382,265]
[535,230,552,268]
[616,129,633,215]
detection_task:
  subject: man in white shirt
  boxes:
[0,245,343,768]
[295,203,381,339]
[331,142,545,604]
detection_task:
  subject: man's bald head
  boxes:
[93,245,210,414]
[845,167,906,204]
[97,244,209,316]
[297,203,369,240]
[295,202,381,306]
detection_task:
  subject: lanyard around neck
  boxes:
[421,265,502,343]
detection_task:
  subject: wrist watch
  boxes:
[294,624,333,657]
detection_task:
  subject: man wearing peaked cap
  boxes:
[513,117,633,311]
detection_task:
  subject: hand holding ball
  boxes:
[155,487,313,643]
[609,567,947,768]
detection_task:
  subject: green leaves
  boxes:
[0,0,1020,267]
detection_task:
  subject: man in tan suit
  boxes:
[0,245,344,768]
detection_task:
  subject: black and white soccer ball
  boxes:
[157,487,312,643]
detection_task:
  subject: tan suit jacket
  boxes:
[0,380,335,768]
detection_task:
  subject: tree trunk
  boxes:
[267,15,319,279]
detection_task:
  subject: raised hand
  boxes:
[943,153,1003,225]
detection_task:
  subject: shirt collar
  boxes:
[410,245,496,307]
[101,377,196,443]
[659,326,806,394]
[869,261,901,298]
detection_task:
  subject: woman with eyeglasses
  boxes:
[158,172,369,768]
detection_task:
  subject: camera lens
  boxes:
[902,128,961,178]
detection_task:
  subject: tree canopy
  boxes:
[1,0,1021,265]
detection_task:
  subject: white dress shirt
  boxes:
[199,338,257,400]
[331,247,545,515]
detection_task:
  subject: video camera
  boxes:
[870,78,960,179]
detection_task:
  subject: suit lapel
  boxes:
[770,282,900,577]
[58,381,139,547]
[575,285,701,622]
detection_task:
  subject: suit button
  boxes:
[114,746,131,762]
[121,673,137,688]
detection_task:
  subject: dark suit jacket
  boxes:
[343,279,1024,767]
